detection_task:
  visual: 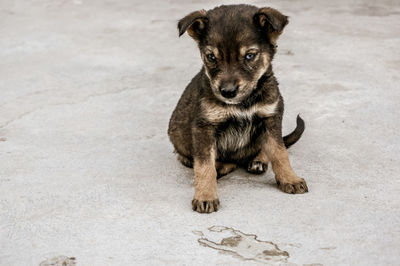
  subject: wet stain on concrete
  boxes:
[192,230,204,237]
[39,256,76,266]
[196,226,289,264]
[352,5,400,17]
[151,19,171,24]
[158,66,174,71]
[386,60,400,70]
[330,5,400,17]
[320,246,337,250]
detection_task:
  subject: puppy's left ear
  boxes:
[178,10,208,42]
[254,7,288,46]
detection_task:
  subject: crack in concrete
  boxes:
[0,88,55,109]
[0,86,136,130]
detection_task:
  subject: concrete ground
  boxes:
[1,0,399,265]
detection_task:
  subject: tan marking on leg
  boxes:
[194,160,217,200]
[192,147,220,213]
[253,149,269,165]
[266,137,308,193]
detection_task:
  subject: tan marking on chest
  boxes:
[202,99,279,123]
[217,121,253,153]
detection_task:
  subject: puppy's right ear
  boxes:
[178,10,208,42]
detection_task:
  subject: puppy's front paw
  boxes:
[277,178,308,194]
[247,161,267,174]
[192,198,220,213]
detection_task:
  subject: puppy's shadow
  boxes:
[217,167,277,189]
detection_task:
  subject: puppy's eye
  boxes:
[245,53,256,61]
[207,53,216,62]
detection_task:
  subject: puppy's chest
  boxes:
[216,116,264,154]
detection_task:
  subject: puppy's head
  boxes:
[178,5,288,104]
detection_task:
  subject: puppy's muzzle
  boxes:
[219,83,238,99]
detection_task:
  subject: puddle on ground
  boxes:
[195,226,289,264]
[39,256,76,266]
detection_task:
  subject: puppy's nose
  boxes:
[219,83,238,99]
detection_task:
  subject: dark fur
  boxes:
[168,5,308,213]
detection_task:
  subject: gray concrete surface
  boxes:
[1,0,399,265]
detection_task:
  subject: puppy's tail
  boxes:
[283,115,305,148]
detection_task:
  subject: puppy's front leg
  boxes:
[191,126,220,213]
[264,117,308,194]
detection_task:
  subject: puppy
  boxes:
[168,5,308,213]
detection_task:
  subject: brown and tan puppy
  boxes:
[168,5,308,213]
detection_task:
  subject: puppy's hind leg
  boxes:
[216,162,237,178]
[247,150,269,174]
[177,154,193,168]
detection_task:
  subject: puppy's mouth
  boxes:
[204,70,258,105]
[212,84,253,105]
[220,97,241,105]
